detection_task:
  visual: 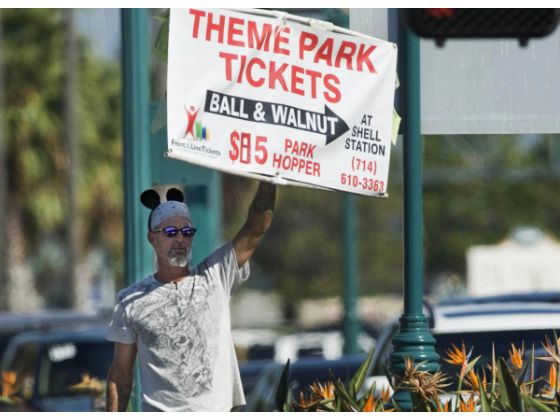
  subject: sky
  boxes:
[76,9,121,60]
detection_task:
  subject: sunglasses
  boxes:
[152,226,197,238]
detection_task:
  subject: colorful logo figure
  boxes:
[184,105,210,140]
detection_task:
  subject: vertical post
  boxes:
[0,11,6,310]
[122,8,152,412]
[342,193,360,354]
[63,9,82,309]
[389,16,439,410]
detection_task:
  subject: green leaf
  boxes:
[349,348,375,398]
[498,358,523,411]
[478,373,493,412]
[489,343,497,395]
[317,398,335,412]
[154,12,170,60]
[466,354,482,372]
[335,392,342,411]
[493,398,509,412]
[517,349,530,383]
[520,395,554,412]
[334,377,360,412]
[529,344,536,395]
[154,8,170,21]
[359,382,375,412]
[388,398,400,412]
[275,359,291,412]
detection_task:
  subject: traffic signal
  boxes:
[404,9,560,46]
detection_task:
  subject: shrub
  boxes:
[277,336,560,412]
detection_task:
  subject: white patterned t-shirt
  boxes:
[106,242,249,411]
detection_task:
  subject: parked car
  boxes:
[238,358,277,399]
[366,292,560,395]
[1,324,113,411]
[241,353,368,411]
[242,292,560,411]
[237,328,376,410]
[0,309,111,361]
[234,328,375,363]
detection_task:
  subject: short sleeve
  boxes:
[106,299,136,344]
[196,242,250,297]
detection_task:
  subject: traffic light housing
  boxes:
[404,9,560,46]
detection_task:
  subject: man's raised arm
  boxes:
[233,181,276,267]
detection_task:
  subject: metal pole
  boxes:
[122,8,152,412]
[342,193,360,355]
[63,9,82,309]
[389,15,439,411]
[0,11,6,310]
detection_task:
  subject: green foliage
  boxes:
[349,346,374,397]
[423,134,560,291]
[2,9,123,304]
[78,48,123,262]
[272,338,560,412]
[224,164,404,311]
[4,9,67,236]
[153,9,169,60]
[254,186,343,307]
[275,359,291,412]
[274,348,394,412]
[497,357,522,411]
[397,339,560,412]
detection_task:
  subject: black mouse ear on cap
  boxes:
[166,188,184,203]
[140,189,161,210]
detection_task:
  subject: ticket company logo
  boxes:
[183,105,210,141]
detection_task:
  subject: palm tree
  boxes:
[1,9,124,311]
[2,9,66,311]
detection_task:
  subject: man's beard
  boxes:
[167,247,192,268]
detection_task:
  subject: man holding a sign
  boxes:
[106,181,276,411]
[104,6,397,411]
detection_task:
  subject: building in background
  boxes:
[467,227,560,296]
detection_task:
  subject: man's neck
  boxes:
[154,264,190,283]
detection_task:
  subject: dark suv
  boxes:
[0,310,112,360]
[1,324,113,411]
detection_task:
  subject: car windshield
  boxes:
[38,340,114,397]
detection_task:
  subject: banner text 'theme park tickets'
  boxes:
[167,8,397,197]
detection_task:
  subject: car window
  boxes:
[3,341,40,399]
[247,344,275,360]
[291,357,366,392]
[37,341,114,397]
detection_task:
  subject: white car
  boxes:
[366,292,560,396]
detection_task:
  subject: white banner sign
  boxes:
[167,8,398,197]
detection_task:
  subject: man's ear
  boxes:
[147,231,155,245]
